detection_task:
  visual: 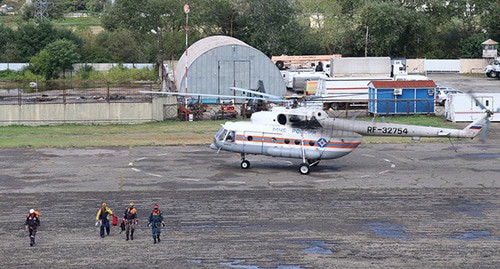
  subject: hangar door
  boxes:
[217,60,251,98]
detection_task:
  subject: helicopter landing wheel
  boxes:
[308,159,320,167]
[299,163,310,175]
[241,160,250,169]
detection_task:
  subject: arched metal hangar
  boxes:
[174,35,286,102]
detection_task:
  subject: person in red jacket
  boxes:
[25,209,40,247]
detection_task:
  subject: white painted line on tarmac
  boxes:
[181,178,200,182]
[157,153,168,156]
[384,159,392,163]
[269,181,294,184]
[379,170,390,174]
[224,181,246,184]
[391,164,396,168]
[314,179,336,183]
[136,157,147,161]
[131,168,141,172]
[362,154,375,158]
[146,173,163,178]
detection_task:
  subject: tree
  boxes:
[14,21,82,62]
[45,39,80,76]
[481,1,500,42]
[0,25,16,62]
[95,29,147,63]
[30,50,56,80]
[29,39,80,79]
[233,0,311,56]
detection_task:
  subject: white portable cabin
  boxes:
[314,76,392,102]
[445,93,500,122]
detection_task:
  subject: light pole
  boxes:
[150,28,164,91]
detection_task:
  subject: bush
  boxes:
[76,64,94,79]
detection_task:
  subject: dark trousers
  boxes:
[100,219,110,237]
[28,226,37,243]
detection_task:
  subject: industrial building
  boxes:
[174,35,287,103]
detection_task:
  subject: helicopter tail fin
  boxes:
[460,112,490,138]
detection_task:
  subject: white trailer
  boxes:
[314,76,392,109]
[330,57,392,77]
[445,93,500,122]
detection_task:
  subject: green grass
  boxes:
[52,16,102,28]
[0,115,462,148]
[0,120,225,148]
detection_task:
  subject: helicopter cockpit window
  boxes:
[226,131,235,142]
[216,128,228,141]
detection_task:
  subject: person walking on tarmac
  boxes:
[95,202,113,238]
[123,202,138,241]
[25,209,40,247]
[148,204,165,244]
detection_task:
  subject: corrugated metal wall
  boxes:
[175,37,286,102]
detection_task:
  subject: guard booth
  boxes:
[482,39,498,59]
[368,80,436,115]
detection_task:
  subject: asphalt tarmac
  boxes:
[0,73,499,268]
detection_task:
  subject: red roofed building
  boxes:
[368,80,436,115]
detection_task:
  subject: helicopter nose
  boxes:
[209,143,217,150]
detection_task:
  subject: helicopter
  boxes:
[142,86,495,175]
[208,87,498,174]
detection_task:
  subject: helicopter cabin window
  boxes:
[247,136,253,141]
[309,140,315,146]
[294,139,301,145]
[284,138,290,144]
[271,137,277,143]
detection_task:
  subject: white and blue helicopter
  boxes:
[143,87,494,175]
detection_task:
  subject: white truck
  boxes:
[484,59,500,78]
[329,57,392,77]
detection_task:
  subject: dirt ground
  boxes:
[0,73,499,268]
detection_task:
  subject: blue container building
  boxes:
[368,80,436,115]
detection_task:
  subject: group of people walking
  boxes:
[95,202,165,243]
[24,202,165,247]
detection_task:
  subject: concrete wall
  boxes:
[0,96,176,126]
[406,58,489,74]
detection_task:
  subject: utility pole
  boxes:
[33,0,50,20]
[364,25,369,57]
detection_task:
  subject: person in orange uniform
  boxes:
[123,202,138,241]
[148,204,165,244]
[95,202,113,238]
[25,209,40,247]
